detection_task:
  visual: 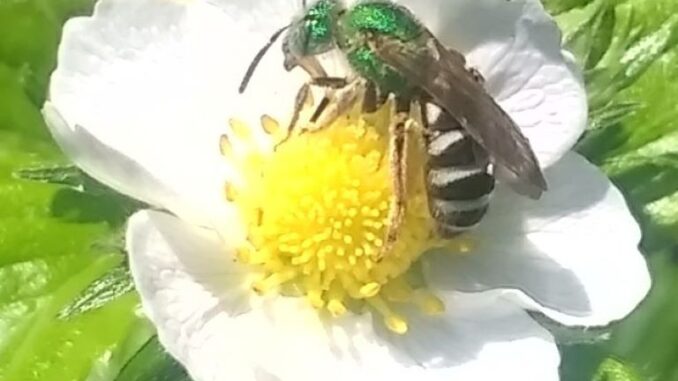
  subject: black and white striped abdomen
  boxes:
[423,103,495,238]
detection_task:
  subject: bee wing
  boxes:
[372,34,547,199]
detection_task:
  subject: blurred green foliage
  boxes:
[0,0,676,380]
[112,336,191,381]
[0,1,145,380]
[592,358,642,381]
[553,0,678,380]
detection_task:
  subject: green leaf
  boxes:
[588,101,641,131]
[562,0,617,70]
[114,337,191,381]
[85,318,157,381]
[0,0,59,106]
[58,263,134,320]
[16,163,143,227]
[15,164,85,188]
[618,14,678,85]
[543,0,596,15]
[531,313,612,346]
[642,192,678,235]
[0,131,143,381]
[587,66,678,248]
[563,1,678,112]
[601,251,678,380]
[607,55,678,156]
[557,1,678,380]
[0,0,94,106]
[0,62,52,140]
[592,358,642,381]
[0,1,155,379]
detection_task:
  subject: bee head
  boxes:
[239,0,344,93]
[284,0,344,65]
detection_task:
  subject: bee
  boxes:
[239,0,547,252]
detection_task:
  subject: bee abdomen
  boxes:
[427,166,495,201]
[426,163,494,237]
[423,104,495,238]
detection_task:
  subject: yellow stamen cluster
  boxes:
[222,103,465,334]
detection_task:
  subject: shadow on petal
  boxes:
[424,155,622,320]
[427,237,592,316]
[371,295,558,375]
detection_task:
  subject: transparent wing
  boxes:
[371,34,547,199]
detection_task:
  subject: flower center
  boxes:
[222,100,470,334]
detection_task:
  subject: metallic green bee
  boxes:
[239,0,547,251]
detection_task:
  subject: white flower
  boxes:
[43,0,651,380]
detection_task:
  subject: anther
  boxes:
[252,270,297,294]
[368,297,408,335]
[452,236,476,254]
[219,135,233,158]
[307,289,325,309]
[382,279,413,302]
[326,284,347,317]
[327,300,347,317]
[359,282,381,298]
[229,118,252,140]
[386,316,409,335]
[261,114,281,136]
[224,183,238,202]
[414,290,445,315]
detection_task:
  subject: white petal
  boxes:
[43,102,205,223]
[126,210,252,371]
[396,0,587,167]
[384,293,560,381]
[129,210,558,381]
[48,0,304,224]
[424,153,650,327]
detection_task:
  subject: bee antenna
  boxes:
[238,24,290,94]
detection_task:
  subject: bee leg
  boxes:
[381,98,412,258]
[283,76,349,144]
[307,76,350,125]
[362,81,379,113]
[311,77,349,89]
[308,77,365,132]
[361,80,390,114]
[286,82,312,139]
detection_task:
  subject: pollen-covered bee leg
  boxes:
[286,82,312,139]
[310,96,331,124]
[362,80,379,113]
[284,76,349,143]
[308,76,350,125]
[381,98,412,258]
[308,78,364,131]
[311,77,349,89]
